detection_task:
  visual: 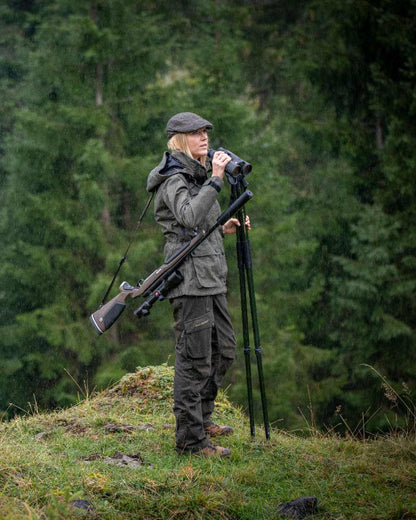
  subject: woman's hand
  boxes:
[222,215,251,235]
[212,150,231,179]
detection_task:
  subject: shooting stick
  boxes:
[228,172,270,440]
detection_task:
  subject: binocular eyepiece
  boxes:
[208,147,252,176]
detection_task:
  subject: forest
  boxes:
[1,0,415,433]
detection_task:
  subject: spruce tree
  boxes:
[0,0,174,411]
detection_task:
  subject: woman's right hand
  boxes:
[211,150,231,179]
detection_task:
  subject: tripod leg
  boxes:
[235,209,255,437]
[239,206,271,440]
[245,245,271,440]
[230,179,270,439]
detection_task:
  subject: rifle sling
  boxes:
[100,191,155,307]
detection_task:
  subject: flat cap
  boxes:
[166,112,213,138]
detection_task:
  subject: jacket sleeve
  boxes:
[161,174,224,229]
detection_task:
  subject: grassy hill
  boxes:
[1,364,415,519]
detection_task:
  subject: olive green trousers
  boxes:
[170,294,236,452]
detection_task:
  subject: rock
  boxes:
[277,496,318,519]
[69,499,94,512]
[104,451,144,467]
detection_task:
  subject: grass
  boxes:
[1,364,416,519]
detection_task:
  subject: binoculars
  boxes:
[208,147,252,176]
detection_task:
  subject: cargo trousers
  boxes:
[170,294,236,452]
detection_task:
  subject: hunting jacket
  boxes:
[146,151,227,298]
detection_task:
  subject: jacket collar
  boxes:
[171,151,208,184]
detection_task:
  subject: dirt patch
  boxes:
[80,451,152,468]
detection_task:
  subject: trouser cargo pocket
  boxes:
[183,312,213,379]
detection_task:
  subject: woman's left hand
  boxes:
[222,215,251,235]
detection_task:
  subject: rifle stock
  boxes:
[90,286,137,334]
[90,189,253,335]
[89,235,203,335]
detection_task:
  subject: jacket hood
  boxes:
[146,151,209,192]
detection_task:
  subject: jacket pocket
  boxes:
[191,241,227,289]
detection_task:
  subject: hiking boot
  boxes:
[204,422,234,437]
[197,443,231,457]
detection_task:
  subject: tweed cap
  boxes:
[166,112,213,138]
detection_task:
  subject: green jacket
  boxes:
[146,151,228,297]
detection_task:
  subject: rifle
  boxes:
[90,189,253,335]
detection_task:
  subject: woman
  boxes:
[146,112,249,457]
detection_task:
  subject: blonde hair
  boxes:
[167,133,207,167]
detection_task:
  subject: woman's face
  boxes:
[185,128,209,160]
